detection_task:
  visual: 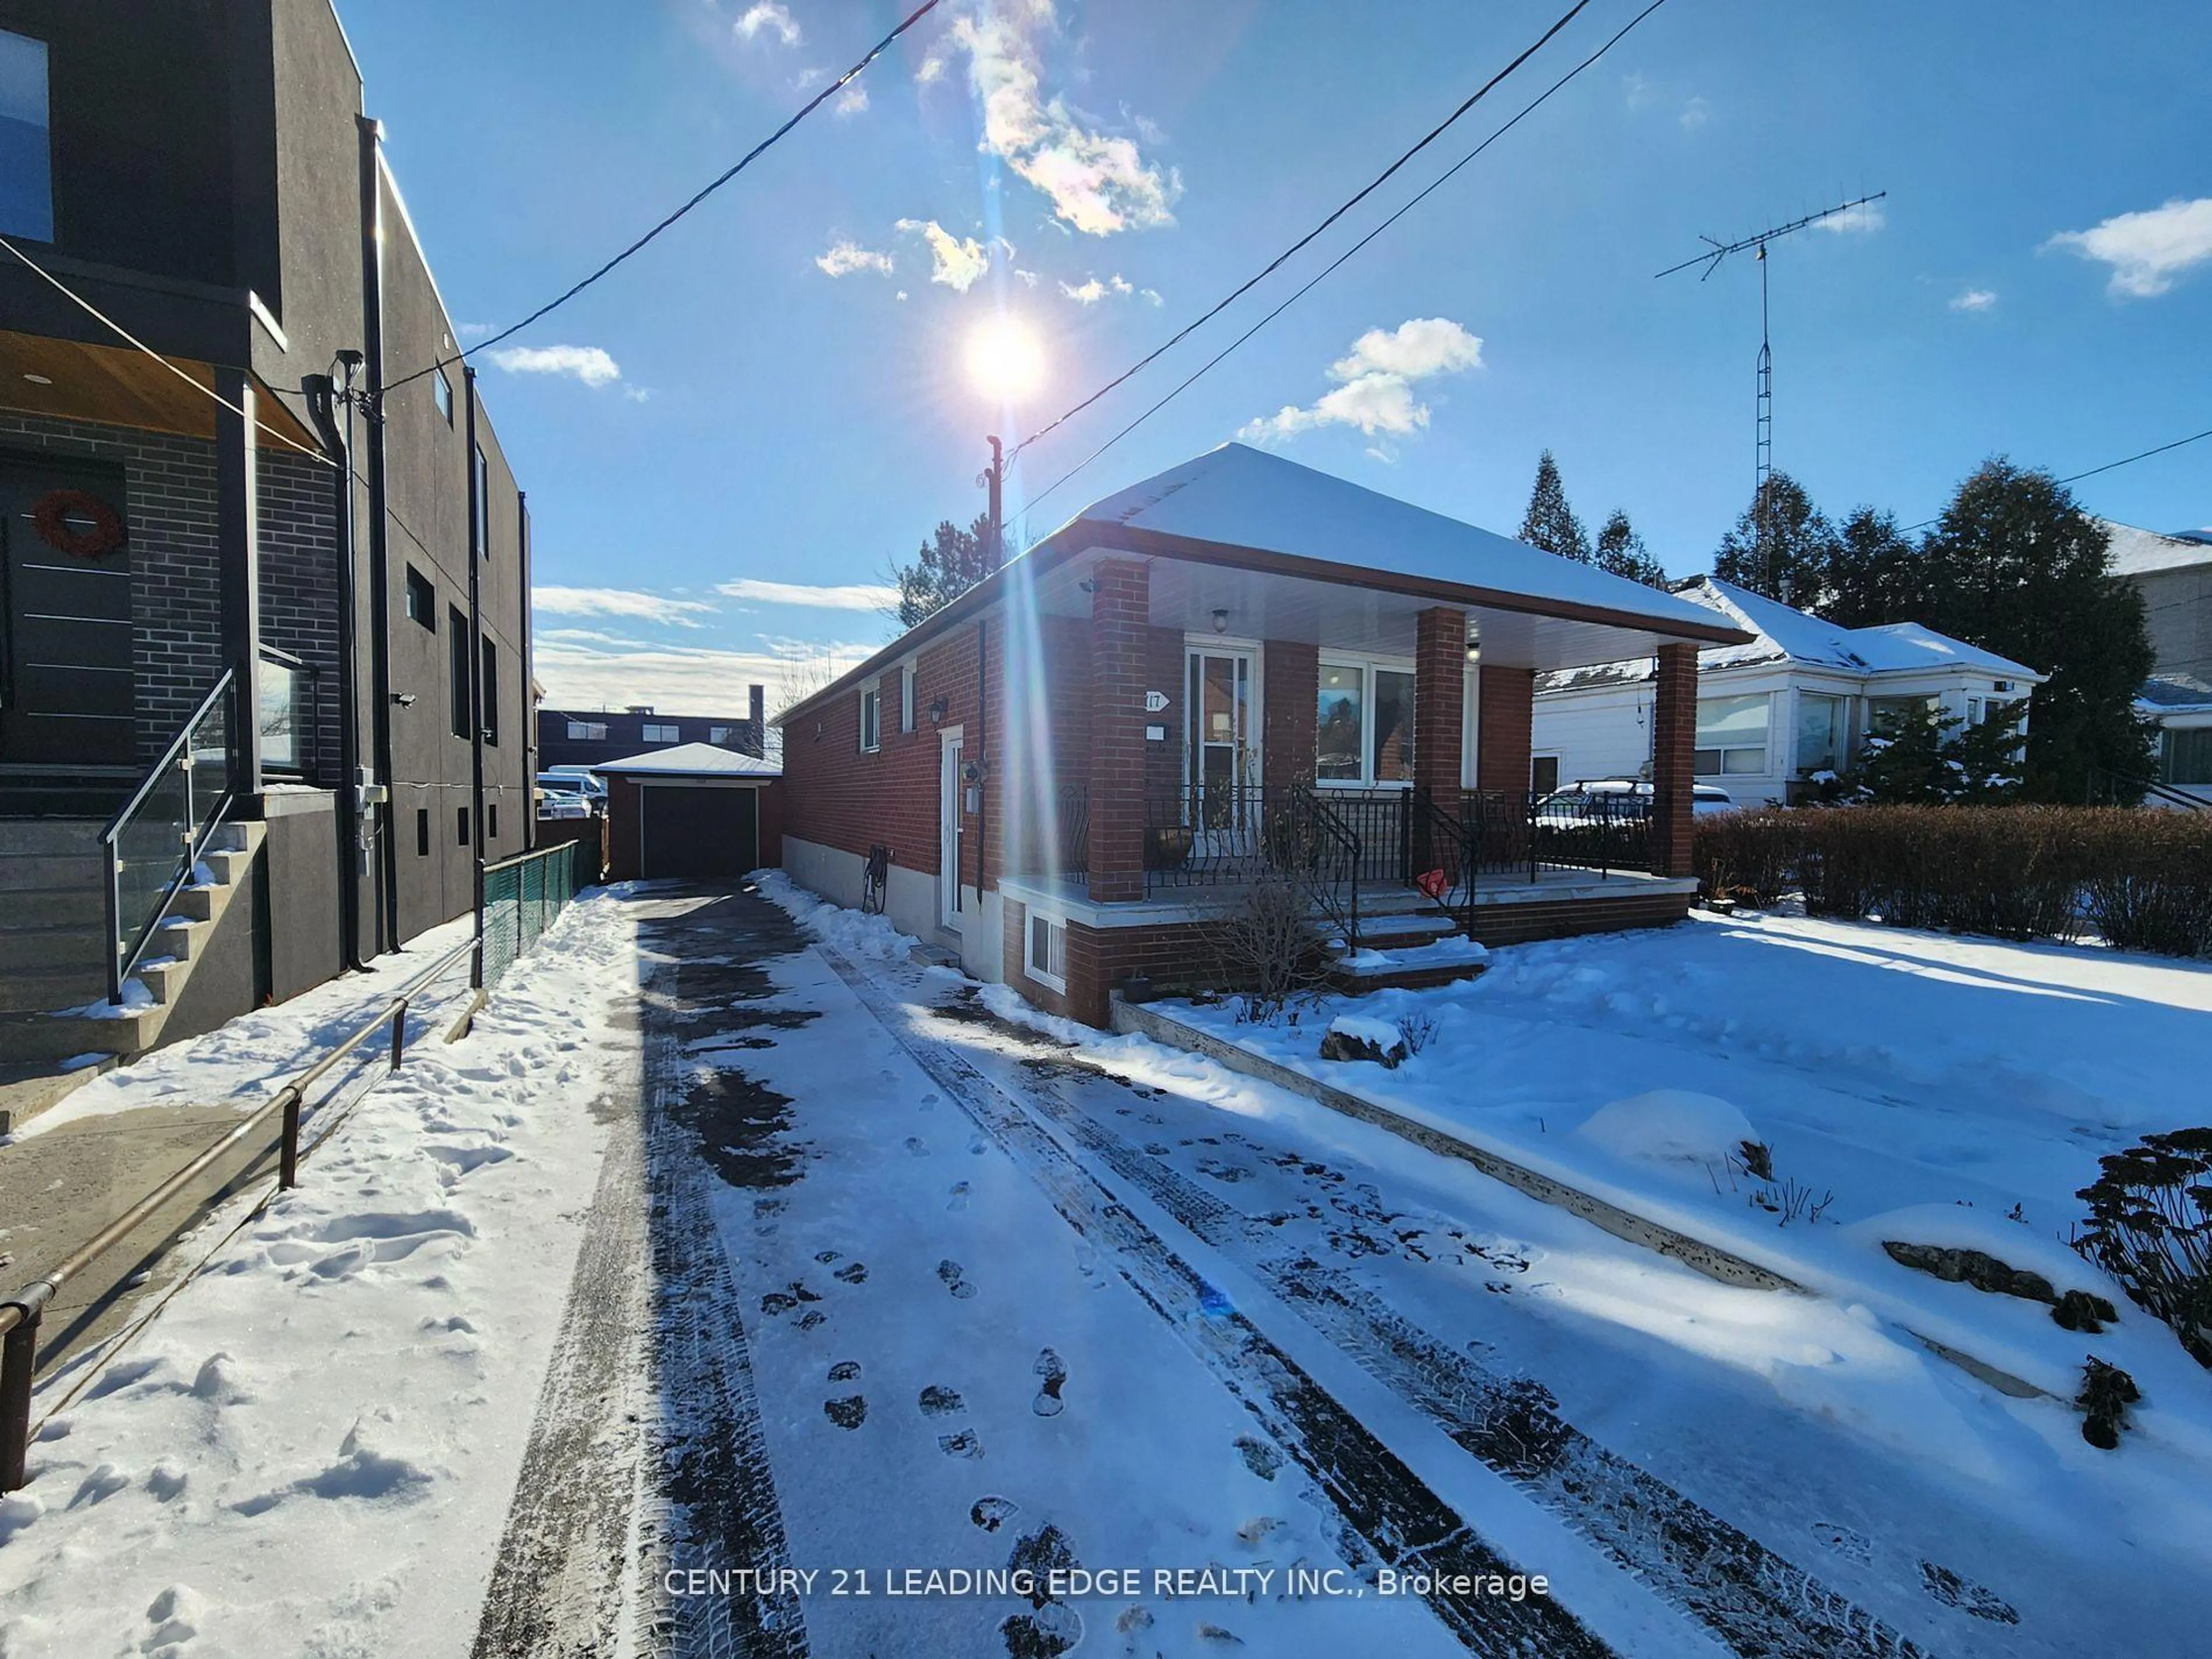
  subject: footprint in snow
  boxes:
[1031,1349,1067,1418]
[972,1495,1018,1532]
[948,1180,971,1211]
[815,1249,842,1264]
[921,1385,982,1457]
[1919,1560,2018,1624]
[823,1396,868,1430]
[828,1360,862,1382]
[938,1259,979,1300]
[1810,1521,1873,1563]
[834,1260,868,1285]
[1234,1437,1284,1481]
[904,1137,930,1156]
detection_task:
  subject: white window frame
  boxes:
[859,682,881,753]
[1025,907,1069,993]
[641,722,680,744]
[567,719,607,741]
[900,662,916,733]
[709,725,732,744]
[1694,692,1771,778]
[1316,653,1416,789]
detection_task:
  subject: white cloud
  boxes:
[735,2,800,47]
[1139,287,1162,305]
[950,8,1179,236]
[533,586,717,627]
[1240,317,1483,445]
[816,238,895,278]
[1015,268,1040,288]
[834,83,869,117]
[485,344,624,388]
[717,577,900,612]
[1814,201,1886,234]
[1623,72,1654,112]
[535,638,873,716]
[2047,196,2212,299]
[1678,96,1710,130]
[915,52,946,84]
[895,218,989,291]
[895,289,908,301]
[1059,272,1134,305]
[1949,287,1998,313]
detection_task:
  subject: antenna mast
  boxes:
[1660,191,1886,596]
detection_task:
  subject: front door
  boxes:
[1185,647,1255,833]
[939,726,965,932]
[1,459,135,766]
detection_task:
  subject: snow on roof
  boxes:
[589,742,779,778]
[1056,442,1740,637]
[2102,519,2212,579]
[1536,575,2042,693]
[2138,674,2212,715]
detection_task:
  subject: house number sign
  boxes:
[1143,690,1168,713]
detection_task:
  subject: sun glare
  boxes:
[965,315,1045,403]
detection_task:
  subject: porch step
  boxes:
[0,921,109,974]
[1346,913,1460,950]
[1324,931,1492,995]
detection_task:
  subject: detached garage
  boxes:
[592,743,782,881]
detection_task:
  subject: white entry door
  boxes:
[1185,646,1257,842]
[940,726,965,932]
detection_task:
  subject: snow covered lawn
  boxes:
[0,892,640,1657]
[1147,906,2212,1453]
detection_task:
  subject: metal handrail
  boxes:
[100,669,241,1004]
[0,934,478,1490]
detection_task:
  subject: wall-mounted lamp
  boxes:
[1464,640,1482,663]
[391,691,416,707]
[22,373,53,387]
[1077,577,1099,594]
[1210,608,1229,634]
[928,695,949,724]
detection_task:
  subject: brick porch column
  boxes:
[1412,607,1465,801]
[1650,642,1697,877]
[1089,558,1149,903]
[1262,639,1317,787]
[1475,665,1533,796]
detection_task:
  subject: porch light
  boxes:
[1211,608,1229,634]
[929,695,949,724]
[22,373,52,385]
[1465,640,1481,662]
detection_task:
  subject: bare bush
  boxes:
[2072,1127,2212,1368]
[1399,1010,1440,1056]
[1197,867,1331,1024]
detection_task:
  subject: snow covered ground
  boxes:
[0,893,639,1657]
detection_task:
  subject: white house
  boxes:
[2105,520,2212,801]
[1531,576,2045,807]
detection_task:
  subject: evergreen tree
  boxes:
[1713,471,1838,605]
[1518,450,1590,563]
[1916,460,2156,801]
[1820,506,1926,628]
[1847,702,1955,803]
[1592,508,1668,587]
[892,512,998,628]
[1948,699,2031,803]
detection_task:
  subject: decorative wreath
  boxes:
[31,488,127,559]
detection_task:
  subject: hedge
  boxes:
[1694,805,2212,957]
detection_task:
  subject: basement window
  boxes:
[1026,911,1068,993]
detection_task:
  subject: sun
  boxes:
[964,314,1046,403]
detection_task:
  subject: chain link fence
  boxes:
[480,840,585,988]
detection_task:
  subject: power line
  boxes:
[385,0,945,394]
[1021,0,1673,521]
[1902,425,2212,533]
[0,233,338,470]
[1007,0,1596,464]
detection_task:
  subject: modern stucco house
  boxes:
[774,444,1753,1026]
[1532,576,2044,808]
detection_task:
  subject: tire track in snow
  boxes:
[821,945,1936,1659]
[812,944,1614,1659]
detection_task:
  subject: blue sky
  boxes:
[341,0,2211,713]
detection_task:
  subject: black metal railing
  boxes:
[100,670,241,1005]
[1524,788,1659,878]
[1139,785,1363,944]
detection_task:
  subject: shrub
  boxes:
[2072,1128,2212,1368]
[1199,868,1330,1024]
[1693,804,2212,957]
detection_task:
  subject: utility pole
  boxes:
[979,434,1006,569]
[1659,191,1886,597]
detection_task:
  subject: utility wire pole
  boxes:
[1659,191,1886,596]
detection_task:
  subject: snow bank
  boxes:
[750,868,918,964]
[1573,1090,1759,1168]
[1327,1014,1404,1050]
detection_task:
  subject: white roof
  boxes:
[1062,443,1739,637]
[1539,576,2042,692]
[589,743,779,779]
[2101,519,2212,578]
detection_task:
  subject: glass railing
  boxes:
[100,671,238,1005]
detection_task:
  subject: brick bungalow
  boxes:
[775,444,1752,1027]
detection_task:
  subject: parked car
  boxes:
[537,768,608,805]
[537,788,591,821]
[1535,779,1736,825]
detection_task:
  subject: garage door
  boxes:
[640,785,758,878]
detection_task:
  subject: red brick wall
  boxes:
[1145,626,1186,798]
[1414,608,1465,801]
[1002,613,1092,877]
[1476,665,1534,796]
[1263,639,1317,788]
[779,616,1005,895]
[1005,897,1228,1028]
[1650,643,1697,877]
[1468,889,1691,946]
[1088,560,1150,902]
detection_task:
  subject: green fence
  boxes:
[479,839,585,987]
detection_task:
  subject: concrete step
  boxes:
[0,817,107,854]
[0,967,111,1019]
[203,847,255,885]
[0,921,107,973]
[0,1004,154,1066]
[0,853,103,892]
[0,887,107,928]
[0,1054,120,1135]
[139,957,189,1005]
[1349,914,1460,949]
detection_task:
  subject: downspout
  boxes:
[301,364,368,971]
[357,114,399,955]
[465,367,486,991]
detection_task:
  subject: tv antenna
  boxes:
[1658,191,1886,594]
